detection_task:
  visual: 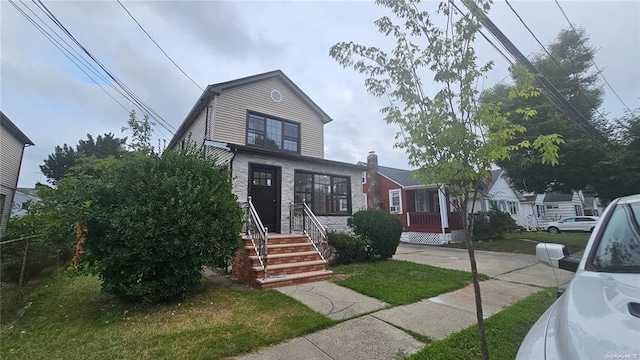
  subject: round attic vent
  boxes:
[270,89,282,103]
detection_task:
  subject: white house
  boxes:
[534,191,601,225]
[485,169,537,231]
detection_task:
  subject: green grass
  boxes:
[331,260,488,305]
[444,232,590,255]
[1,272,334,360]
[407,288,557,360]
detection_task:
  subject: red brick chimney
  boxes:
[367,151,383,209]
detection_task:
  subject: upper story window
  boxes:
[246,113,300,153]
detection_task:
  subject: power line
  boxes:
[9,0,130,114]
[504,0,610,123]
[448,2,514,66]
[116,0,204,91]
[11,0,171,142]
[553,0,632,113]
[34,0,176,136]
[457,0,607,142]
[22,0,140,114]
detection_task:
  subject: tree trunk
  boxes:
[461,207,490,360]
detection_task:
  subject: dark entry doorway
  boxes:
[249,165,280,233]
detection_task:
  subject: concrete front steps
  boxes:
[232,233,332,289]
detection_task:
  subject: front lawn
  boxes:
[407,288,557,360]
[1,272,334,360]
[331,260,488,305]
[444,232,590,255]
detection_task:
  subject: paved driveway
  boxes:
[394,242,575,287]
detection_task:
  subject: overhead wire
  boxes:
[553,0,632,113]
[9,0,130,114]
[33,0,176,136]
[13,0,171,142]
[116,0,204,91]
[20,0,143,116]
[453,0,607,142]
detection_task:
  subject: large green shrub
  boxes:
[327,232,369,265]
[472,206,518,241]
[348,209,403,260]
[50,150,243,303]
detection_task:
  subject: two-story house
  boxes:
[168,70,365,287]
[1,112,34,234]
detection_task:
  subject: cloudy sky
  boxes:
[2,0,639,188]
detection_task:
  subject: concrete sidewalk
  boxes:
[236,243,575,360]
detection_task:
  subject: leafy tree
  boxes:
[46,149,243,303]
[594,109,640,200]
[330,1,561,358]
[482,28,609,195]
[40,133,126,185]
[122,110,154,154]
[77,133,126,158]
[39,144,76,186]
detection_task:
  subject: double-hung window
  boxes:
[294,171,351,215]
[389,189,402,214]
[247,113,299,152]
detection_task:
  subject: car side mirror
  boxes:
[536,243,580,273]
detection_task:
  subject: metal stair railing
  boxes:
[242,196,268,279]
[289,202,328,262]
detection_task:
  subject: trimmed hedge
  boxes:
[348,209,402,260]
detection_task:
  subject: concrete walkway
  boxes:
[236,243,576,360]
[276,281,388,320]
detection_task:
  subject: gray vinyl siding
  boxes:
[212,77,325,158]
[0,128,25,233]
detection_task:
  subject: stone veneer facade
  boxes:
[232,152,364,233]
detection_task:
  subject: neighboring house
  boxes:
[485,169,537,231]
[533,191,600,224]
[484,169,603,231]
[11,187,41,217]
[0,112,34,234]
[581,194,602,216]
[168,70,365,287]
[360,153,465,245]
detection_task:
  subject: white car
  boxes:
[517,194,640,359]
[543,216,599,234]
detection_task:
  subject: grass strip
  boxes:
[331,260,488,305]
[407,288,556,360]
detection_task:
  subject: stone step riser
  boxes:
[255,263,326,278]
[259,273,333,289]
[244,236,309,246]
[245,244,315,256]
[250,254,321,267]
